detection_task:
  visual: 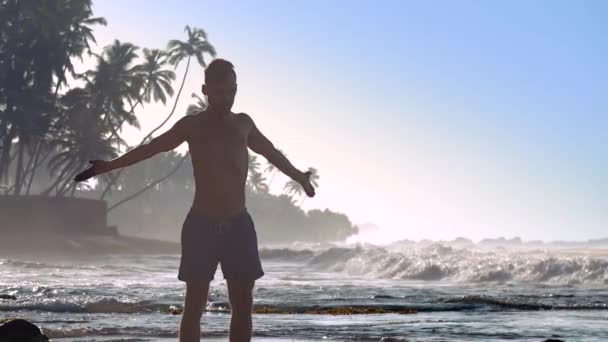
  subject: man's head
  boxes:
[202,58,237,115]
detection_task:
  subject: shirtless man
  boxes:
[73,59,316,342]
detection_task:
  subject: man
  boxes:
[74,58,316,342]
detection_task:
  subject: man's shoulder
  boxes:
[235,112,255,127]
[181,110,210,126]
[235,112,252,120]
[185,110,206,120]
[173,113,200,139]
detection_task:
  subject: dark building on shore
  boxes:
[0,195,117,236]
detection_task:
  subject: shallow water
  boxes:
[1,244,607,341]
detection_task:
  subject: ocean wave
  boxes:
[259,248,315,260]
[304,245,608,285]
[4,244,608,286]
[0,259,97,270]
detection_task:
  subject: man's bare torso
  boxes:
[184,111,253,220]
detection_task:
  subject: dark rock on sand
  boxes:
[0,318,49,342]
[249,304,417,315]
[0,295,16,300]
[543,339,565,342]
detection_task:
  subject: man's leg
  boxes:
[179,280,210,342]
[227,279,255,342]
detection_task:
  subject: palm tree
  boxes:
[146,25,216,139]
[26,1,107,194]
[81,49,141,195]
[264,149,286,187]
[132,48,175,107]
[53,0,107,97]
[283,179,303,199]
[107,152,190,213]
[111,149,180,194]
[0,0,106,194]
[246,154,262,193]
[298,167,319,207]
[99,26,216,205]
[99,47,175,152]
[80,40,141,154]
[186,93,207,115]
[248,171,269,194]
[97,46,176,199]
[43,88,118,196]
[248,154,261,175]
[283,167,319,207]
[9,100,54,195]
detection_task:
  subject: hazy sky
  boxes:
[87,0,607,242]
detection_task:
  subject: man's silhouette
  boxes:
[74,58,316,342]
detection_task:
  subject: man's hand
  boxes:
[299,170,316,197]
[73,160,111,183]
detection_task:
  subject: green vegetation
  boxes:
[0,0,358,243]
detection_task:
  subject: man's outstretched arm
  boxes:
[245,114,315,197]
[73,116,191,182]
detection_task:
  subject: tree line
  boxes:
[0,0,357,242]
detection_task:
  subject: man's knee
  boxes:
[183,280,210,317]
[227,279,254,313]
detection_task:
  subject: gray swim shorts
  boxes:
[178,209,264,282]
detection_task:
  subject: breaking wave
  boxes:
[302,244,608,285]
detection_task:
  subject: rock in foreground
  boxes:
[0,318,49,342]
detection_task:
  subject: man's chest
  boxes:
[188,120,249,152]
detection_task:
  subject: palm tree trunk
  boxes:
[22,140,39,179]
[104,115,124,150]
[108,81,150,144]
[101,96,147,163]
[143,56,191,140]
[56,159,82,197]
[267,170,277,187]
[0,120,7,159]
[25,142,47,195]
[0,148,19,193]
[0,125,16,186]
[12,142,25,195]
[100,56,192,200]
[70,182,77,197]
[18,140,40,192]
[56,169,76,196]
[53,64,68,100]
[107,153,189,213]
[97,95,147,200]
[41,157,77,196]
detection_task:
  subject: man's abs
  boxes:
[187,148,249,220]
[191,177,247,219]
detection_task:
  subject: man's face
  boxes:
[202,72,237,114]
